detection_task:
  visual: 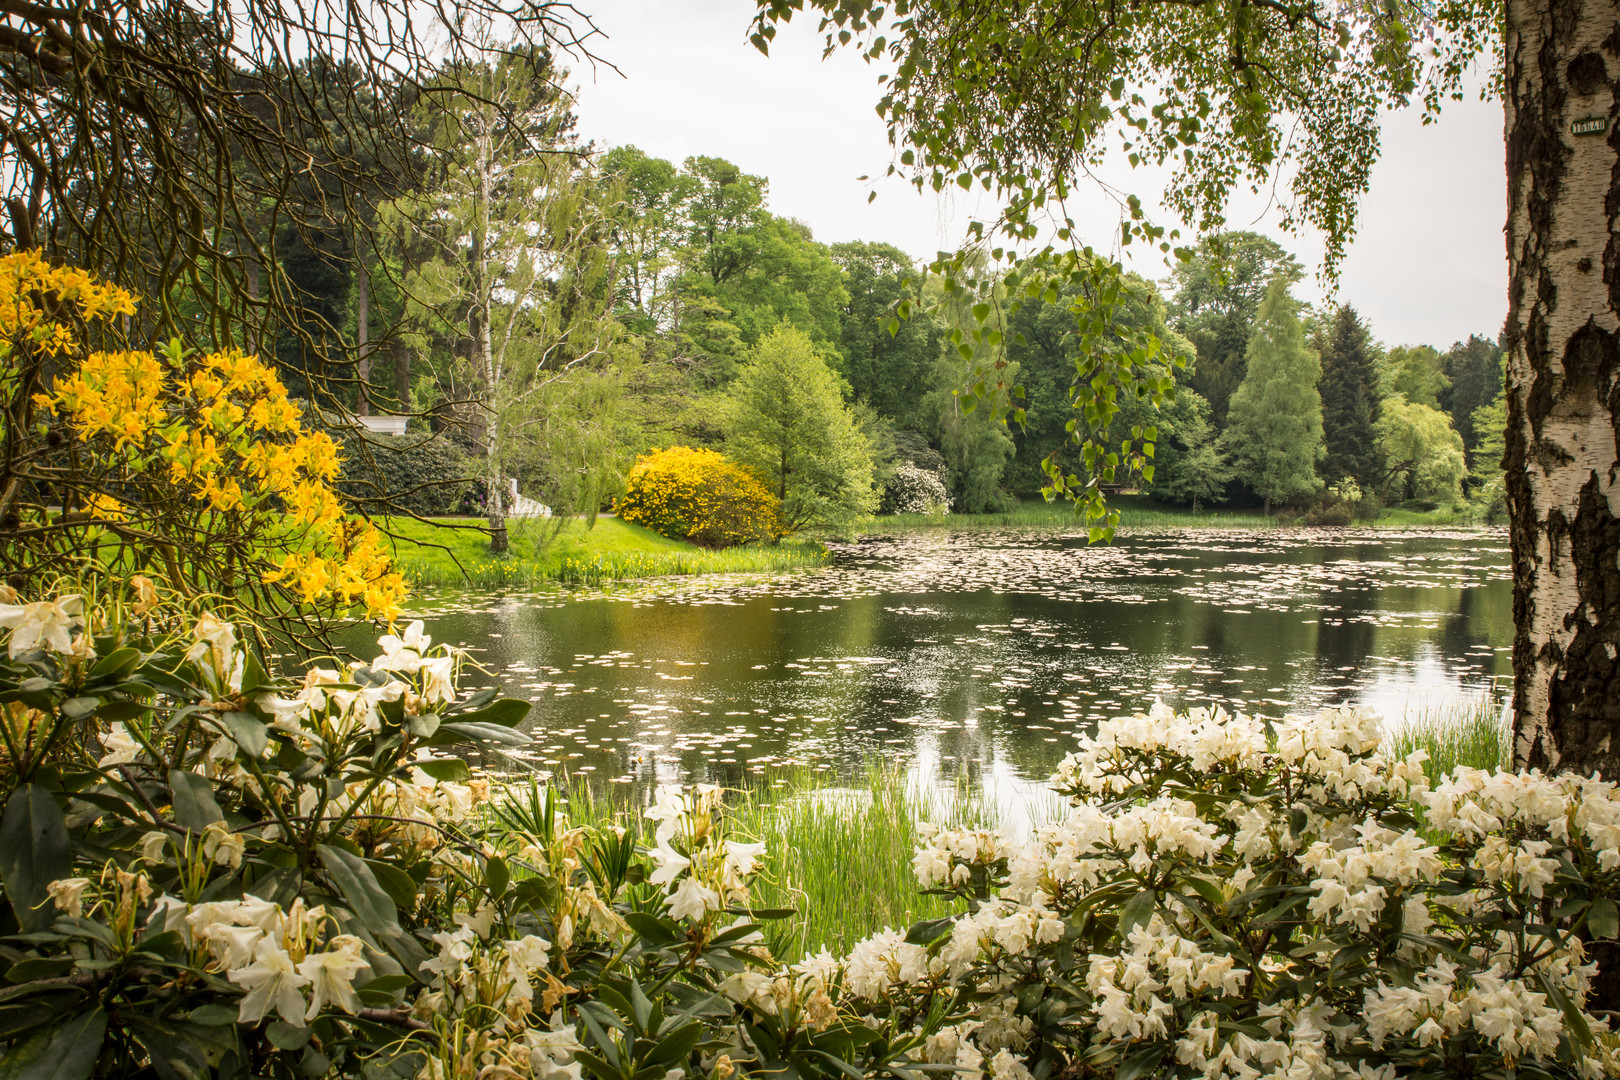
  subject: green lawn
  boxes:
[384,515,828,587]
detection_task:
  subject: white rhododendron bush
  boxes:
[2,580,1619,1080]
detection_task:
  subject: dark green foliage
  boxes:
[1440,333,1505,463]
[335,430,471,516]
[831,241,941,427]
[1315,305,1383,487]
[1006,272,1203,498]
[1169,233,1304,427]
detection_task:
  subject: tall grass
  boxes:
[397,541,828,589]
[549,766,1003,961]
[1384,696,1510,785]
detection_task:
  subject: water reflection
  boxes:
[368,526,1511,791]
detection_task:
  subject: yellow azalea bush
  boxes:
[0,252,405,618]
[616,446,783,548]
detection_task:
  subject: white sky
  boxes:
[569,0,1508,350]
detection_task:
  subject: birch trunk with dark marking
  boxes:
[472,123,507,555]
[1505,0,1620,775]
[356,239,371,417]
[1504,0,1620,1006]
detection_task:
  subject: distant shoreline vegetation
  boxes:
[388,497,1499,589]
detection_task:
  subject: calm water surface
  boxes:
[372,526,1513,794]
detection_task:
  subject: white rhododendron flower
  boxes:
[0,594,83,657]
[45,877,92,918]
[230,938,310,1025]
[375,620,432,673]
[297,935,369,1020]
[97,721,141,767]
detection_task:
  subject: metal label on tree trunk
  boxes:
[1572,116,1609,137]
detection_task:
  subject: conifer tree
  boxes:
[1224,279,1324,515]
[1316,305,1382,487]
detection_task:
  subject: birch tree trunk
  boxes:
[1505,0,1620,779]
[473,125,508,555]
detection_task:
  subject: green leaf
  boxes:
[645,1022,703,1068]
[1591,898,1619,940]
[437,722,531,747]
[451,699,530,729]
[485,855,510,900]
[0,786,71,933]
[219,712,267,759]
[88,648,140,680]
[318,845,400,934]
[4,957,74,983]
[624,912,679,945]
[905,916,954,945]
[413,758,470,783]
[167,770,223,831]
[0,1008,107,1080]
[364,859,420,912]
[1117,888,1156,938]
[266,1022,313,1050]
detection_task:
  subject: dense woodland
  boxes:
[205,54,1505,536]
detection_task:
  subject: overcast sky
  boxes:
[568,1,1508,350]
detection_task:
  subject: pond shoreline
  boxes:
[393,499,1496,589]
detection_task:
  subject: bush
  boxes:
[893,703,1620,1080]
[335,431,472,516]
[6,590,1620,1080]
[882,463,951,515]
[616,446,783,547]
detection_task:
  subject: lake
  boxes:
[372,525,1512,799]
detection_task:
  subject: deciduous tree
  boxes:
[724,324,877,529]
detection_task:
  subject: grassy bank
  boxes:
[385,515,828,587]
[858,494,1488,534]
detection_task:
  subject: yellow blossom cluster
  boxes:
[11,253,407,619]
[0,250,138,362]
[616,446,783,548]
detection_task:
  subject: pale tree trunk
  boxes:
[473,130,508,555]
[1503,0,1620,1005]
[1505,0,1620,776]
[356,236,371,417]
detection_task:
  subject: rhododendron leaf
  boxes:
[87,647,140,680]
[405,712,441,738]
[319,843,400,933]
[484,854,509,900]
[905,915,953,944]
[0,785,70,934]
[435,721,530,746]
[413,757,466,783]
[167,770,224,831]
[1588,898,1617,939]
[0,1008,105,1080]
[625,912,680,945]
[265,1022,313,1051]
[452,698,530,728]
[1116,888,1155,937]
[1178,876,1227,908]
[1113,1044,1168,1080]
[238,651,268,696]
[219,711,267,758]
[646,1022,703,1068]
[364,858,420,911]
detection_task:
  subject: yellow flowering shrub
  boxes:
[616,446,783,548]
[0,252,405,619]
